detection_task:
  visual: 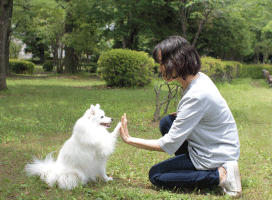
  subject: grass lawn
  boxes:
[0,68,271,199]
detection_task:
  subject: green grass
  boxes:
[0,70,271,199]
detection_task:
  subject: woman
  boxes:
[119,36,242,197]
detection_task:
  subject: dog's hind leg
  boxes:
[57,171,86,190]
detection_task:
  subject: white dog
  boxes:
[25,104,121,190]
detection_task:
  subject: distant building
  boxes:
[11,37,33,59]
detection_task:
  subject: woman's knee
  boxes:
[159,115,176,136]
[149,165,160,186]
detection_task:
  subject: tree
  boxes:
[169,0,223,47]
[261,21,272,64]
[231,0,272,63]
[110,0,178,50]
[0,0,13,91]
[36,0,65,72]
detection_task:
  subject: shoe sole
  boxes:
[233,161,242,196]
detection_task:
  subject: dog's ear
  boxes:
[90,105,95,115]
[95,104,100,109]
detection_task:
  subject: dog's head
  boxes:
[84,104,113,128]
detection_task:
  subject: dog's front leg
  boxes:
[99,168,113,182]
[111,122,121,138]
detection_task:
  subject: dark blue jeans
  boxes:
[149,115,219,189]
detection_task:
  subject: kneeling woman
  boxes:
[119,36,242,197]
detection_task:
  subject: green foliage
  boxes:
[9,59,35,74]
[201,57,225,80]
[9,39,22,58]
[240,64,272,79]
[83,62,98,73]
[223,61,243,79]
[97,49,154,87]
[201,57,243,81]
[43,61,54,72]
[201,56,272,80]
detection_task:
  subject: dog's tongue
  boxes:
[100,123,110,127]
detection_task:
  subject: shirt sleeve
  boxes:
[158,96,205,155]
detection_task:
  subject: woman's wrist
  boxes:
[124,136,132,144]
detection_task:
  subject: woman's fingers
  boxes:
[120,113,130,143]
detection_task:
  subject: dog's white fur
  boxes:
[25,104,121,190]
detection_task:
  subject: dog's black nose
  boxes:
[111,118,113,122]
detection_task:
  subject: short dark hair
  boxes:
[153,36,201,80]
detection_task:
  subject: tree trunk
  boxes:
[39,45,45,63]
[59,43,64,73]
[64,45,76,73]
[192,8,211,48]
[5,2,12,77]
[0,0,13,91]
[192,18,206,47]
[122,36,126,49]
[64,10,77,73]
[180,6,187,39]
[5,33,11,76]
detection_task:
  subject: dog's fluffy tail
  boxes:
[25,152,85,190]
[25,152,55,176]
[25,152,58,187]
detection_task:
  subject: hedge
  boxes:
[201,57,242,81]
[201,57,272,81]
[239,64,272,79]
[97,49,154,87]
[9,59,35,74]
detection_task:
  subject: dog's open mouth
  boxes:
[100,123,111,128]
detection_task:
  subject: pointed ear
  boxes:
[90,105,95,116]
[95,104,100,109]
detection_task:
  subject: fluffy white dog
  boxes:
[25,104,121,190]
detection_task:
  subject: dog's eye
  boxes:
[101,116,104,119]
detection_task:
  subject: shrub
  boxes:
[153,63,160,74]
[83,62,98,73]
[201,57,225,81]
[97,49,154,87]
[239,64,272,79]
[223,61,242,80]
[201,57,244,81]
[9,59,35,74]
[43,61,54,72]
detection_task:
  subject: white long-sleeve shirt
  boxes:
[158,72,240,170]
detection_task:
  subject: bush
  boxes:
[223,61,242,80]
[201,57,225,81]
[83,62,98,73]
[239,64,272,79]
[9,59,35,74]
[97,49,154,87]
[43,61,54,72]
[201,57,243,81]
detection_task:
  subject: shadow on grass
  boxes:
[109,176,224,197]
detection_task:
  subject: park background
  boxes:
[1,0,272,199]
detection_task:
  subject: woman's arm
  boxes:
[119,113,165,152]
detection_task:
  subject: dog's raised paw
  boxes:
[106,177,113,181]
[114,122,121,132]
